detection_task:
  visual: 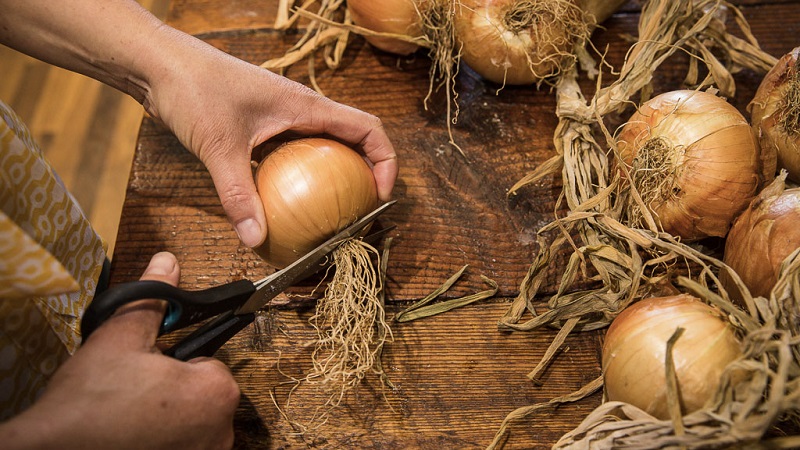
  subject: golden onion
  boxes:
[750,46,800,183]
[616,90,774,240]
[453,0,626,85]
[721,174,800,300]
[253,138,378,268]
[348,0,423,55]
[602,294,742,419]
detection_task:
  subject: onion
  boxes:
[721,173,800,300]
[750,47,800,183]
[453,0,626,85]
[616,90,774,240]
[253,138,378,268]
[602,294,742,419]
[348,0,423,55]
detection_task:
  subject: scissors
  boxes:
[80,200,395,361]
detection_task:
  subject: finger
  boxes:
[185,356,241,408]
[204,150,268,248]
[89,252,181,351]
[359,126,398,202]
[259,82,398,200]
[305,101,398,201]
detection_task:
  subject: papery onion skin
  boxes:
[602,294,742,420]
[616,90,772,240]
[348,0,423,55]
[253,138,378,268]
[454,0,626,85]
[721,174,800,300]
[750,47,800,183]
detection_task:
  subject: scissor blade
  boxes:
[236,200,396,314]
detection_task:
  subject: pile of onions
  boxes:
[602,294,742,419]
[750,46,800,182]
[616,90,774,240]
[347,0,627,85]
[721,174,800,300]
[253,138,378,268]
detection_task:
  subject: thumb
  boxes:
[205,153,267,248]
[89,252,181,351]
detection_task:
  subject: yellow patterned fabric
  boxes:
[0,100,107,419]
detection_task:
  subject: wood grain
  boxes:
[109,1,800,448]
[0,0,170,257]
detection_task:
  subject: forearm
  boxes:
[0,0,181,104]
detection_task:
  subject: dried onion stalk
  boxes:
[490,0,790,448]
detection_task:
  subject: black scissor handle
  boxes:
[80,279,256,341]
[164,310,256,361]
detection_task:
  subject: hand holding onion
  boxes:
[252,138,391,420]
[616,90,774,240]
[602,294,742,419]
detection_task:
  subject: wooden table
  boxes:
[110,1,800,448]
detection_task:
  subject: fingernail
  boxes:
[145,252,176,276]
[236,218,263,248]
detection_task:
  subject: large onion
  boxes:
[602,294,742,419]
[253,138,378,268]
[721,174,800,300]
[750,46,800,182]
[453,0,626,85]
[616,90,774,240]
[348,0,423,55]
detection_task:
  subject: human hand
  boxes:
[141,28,398,248]
[0,0,397,248]
[0,252,240,450]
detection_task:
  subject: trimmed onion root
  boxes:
[307,239,392,410]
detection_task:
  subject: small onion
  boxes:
[602,294,742,420]
[721,174,800,300]
[453,0,626,85]
[616,90,773,240]
[750,46,800,182]
[253,138,378,268]
[348,0,423,55]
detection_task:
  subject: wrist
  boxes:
[0,410,58,449]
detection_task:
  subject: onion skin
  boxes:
[253,138,378,268]
[750,47,800,183]
[721,175,800,300]
[454,0,626,85]
[602,295,742,420]
[348,0,422,55]
[616,90,772,240]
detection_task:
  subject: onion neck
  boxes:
[779,69,800,136]
[504,1,539,33]
[632,137,682,206]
